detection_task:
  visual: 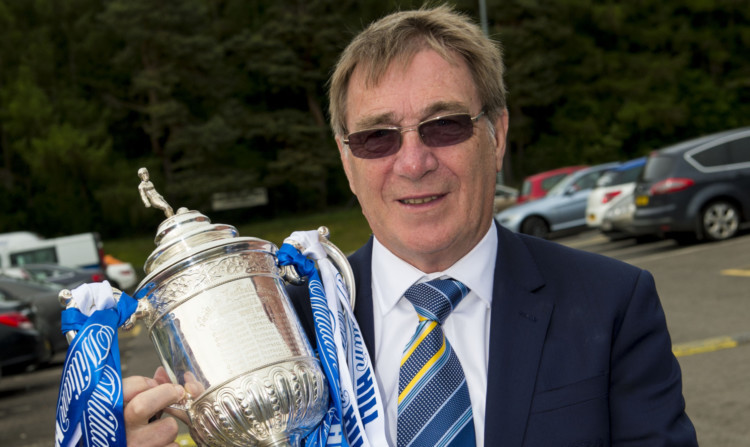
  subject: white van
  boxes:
[0,231,43,248]
[0,232,106,272]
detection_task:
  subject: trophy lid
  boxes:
[136,167,258,276]
[144,207,241,275]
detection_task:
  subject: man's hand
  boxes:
[123,368,186,447]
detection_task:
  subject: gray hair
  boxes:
[328,4,507,137]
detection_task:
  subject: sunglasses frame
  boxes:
[343,111,485,159]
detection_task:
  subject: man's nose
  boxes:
[392,130,438,180]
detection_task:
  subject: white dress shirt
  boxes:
[371,222,498,446]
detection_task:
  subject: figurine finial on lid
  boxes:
[138,167,174,218]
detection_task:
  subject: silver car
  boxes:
[496,162,621,238]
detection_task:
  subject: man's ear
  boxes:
[493,110,509,173]
[336,136,357,195]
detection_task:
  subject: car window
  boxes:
[596,171,618,188]
[521,180,531,196]
[690,145,730,168]
[572,171,602,191]
[618,164,645,183]
[10,247,58,266]
[727,137,750,164]
[547,175,573,196]
[540,173,568,191]
[641,155,676,181]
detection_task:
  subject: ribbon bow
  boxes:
[55,282,151,447]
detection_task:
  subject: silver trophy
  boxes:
[61,168,354,447]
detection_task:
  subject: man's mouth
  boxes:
[399,195,440,205]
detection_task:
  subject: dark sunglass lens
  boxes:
[420,115,474,147]
[348,129,401,159]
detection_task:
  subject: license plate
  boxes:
[635,195,649,206]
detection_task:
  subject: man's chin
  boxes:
[386,233,463,269]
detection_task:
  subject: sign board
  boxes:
[211,188,269,211]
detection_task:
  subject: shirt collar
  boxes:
[372,222,498,315]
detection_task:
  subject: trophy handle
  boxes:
[280,226,356,310]
[59,288,153,344]
[318,226,357,311]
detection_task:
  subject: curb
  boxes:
[673,332,750,357]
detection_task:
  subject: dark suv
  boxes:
[632,127,750,242]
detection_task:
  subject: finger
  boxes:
[182,372,205,396]
[125,383,185,425]
[123,375,158,403]
[184,381,204,397]
[163,405,191,425]
[126,416,180,447]
[154,366,171,385]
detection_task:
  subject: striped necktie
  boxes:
[397,278,476,447]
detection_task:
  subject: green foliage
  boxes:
[0,0,748,237]
[497,0,750,184]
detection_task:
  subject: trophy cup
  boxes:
[62,168,355,447]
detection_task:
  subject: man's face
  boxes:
[337,49,508,272]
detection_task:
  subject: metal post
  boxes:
[478,0,489,36]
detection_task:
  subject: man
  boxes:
[122,5,698,446]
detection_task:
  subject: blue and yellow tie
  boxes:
[397,278,476,447]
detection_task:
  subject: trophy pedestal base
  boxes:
[259,435,297,447]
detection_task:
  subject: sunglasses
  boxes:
[343,111,485,159]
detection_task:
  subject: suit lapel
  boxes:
[485,224,553,446]
[350,237,376,361]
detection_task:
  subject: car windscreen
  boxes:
[618,164,645,183]
[520,180,531,196]
[595,171,618,188]
[547,173,577,196]
[640,155,676,182]
[540,173,569,191]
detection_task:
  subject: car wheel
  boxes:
[701,201,740,241]
[521,216,549,239]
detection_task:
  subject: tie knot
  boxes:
[403,278,470,325]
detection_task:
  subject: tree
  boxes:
[494,0,750,182]
[0,0,115,235]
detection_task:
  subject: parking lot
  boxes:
[1,230,749,446]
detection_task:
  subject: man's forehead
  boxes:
[345,50,477,129]
[351,101,470,130]
[351,47,460,90]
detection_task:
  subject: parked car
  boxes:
[632,127,750,242]
[103,254,138,291]
[0,296,49,376]
[10,263,106,289]
[516,165,588,204]
[586,157,646,229]
[600,191,638,238]
[0,275,68,356]
[496,162,621,238]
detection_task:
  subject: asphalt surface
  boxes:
[1,229,748,446]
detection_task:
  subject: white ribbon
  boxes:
[69,281,116,316]
[286,231,387,447]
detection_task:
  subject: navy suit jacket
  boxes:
[290,223,698,446]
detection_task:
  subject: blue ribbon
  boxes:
[277,244,348,447]
[55,287,150,447]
